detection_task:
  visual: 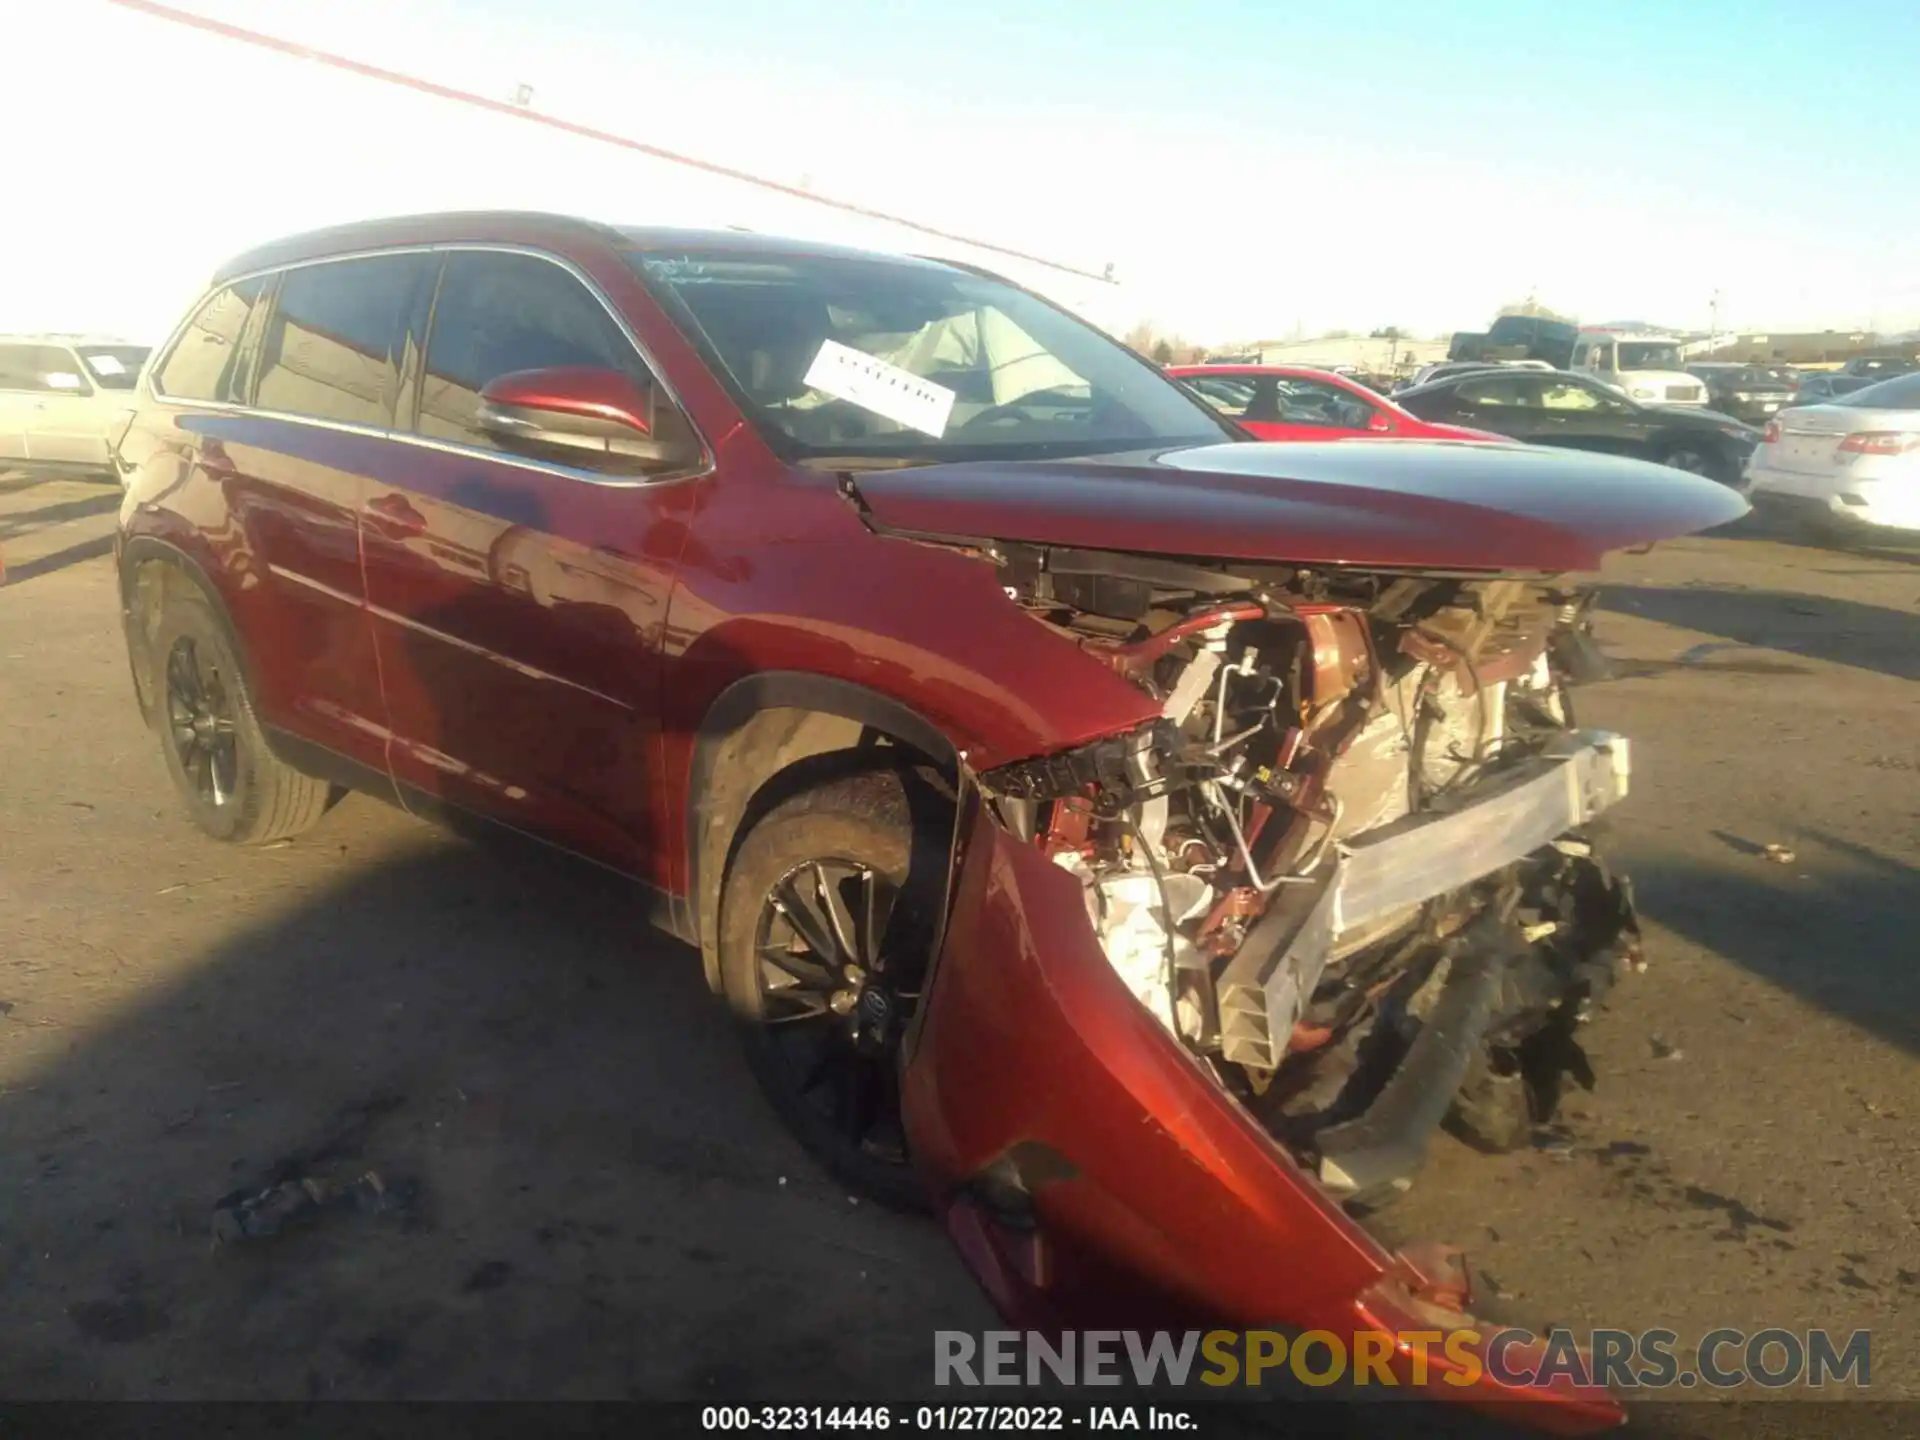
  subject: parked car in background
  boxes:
[1404,358,1554,390]
[1483,314,1581,368]
[1168,364,1506,442]
[1396,367,1760,484]
[0,335,152,478]
[1841,355,1918,381]
[1570,332,1707,406]
[1685,363,1797,423]
[114,212,1747,1430]
[1447,330,1489,361]
[1745,372,1920,538]
[1788,372,1879,407]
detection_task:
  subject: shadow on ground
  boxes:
[2,533,116,585]
[0,816,989,1401]
[0,490,121,540]
[1710,507,1920,570]
[1601,586,1920,682]
[1628,831,1920,1056]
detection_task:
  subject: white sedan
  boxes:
[1744,372,1920,538]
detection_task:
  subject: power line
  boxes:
[105,0,1115,286]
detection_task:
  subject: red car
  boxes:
[1168,363,1508,443]
[115,213,1745,1429]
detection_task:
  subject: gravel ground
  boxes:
[1,470,1915,1426]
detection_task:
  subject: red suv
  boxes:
[116,212,1744,1427]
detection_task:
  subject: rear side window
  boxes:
[152,280,267,402]
[77,345,151,391]
[417,251,647,451]
[254,254,430,428]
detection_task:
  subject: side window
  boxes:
[1539,380,1616,412]
[254,254,430,427]
[417,251,650,451]
[1275,377,1373,428]
[0,344,91,394]
[1456,375,1543,408]
[1183,376,1257,418]
[152,279,268,402]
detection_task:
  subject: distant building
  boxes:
[1228,335,1449,374]
[1694,331,1911,365]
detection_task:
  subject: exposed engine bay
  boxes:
[974,543,1642,1206]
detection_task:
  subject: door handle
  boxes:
[367,492,427,535]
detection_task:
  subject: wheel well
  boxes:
[120,543,251,730]
[686,674,958,993]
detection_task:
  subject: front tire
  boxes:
[149,589,333,844]
[717,765,952,1211]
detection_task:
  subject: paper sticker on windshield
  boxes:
[86,354,127,376]
[803,339,956,438]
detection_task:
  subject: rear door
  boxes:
[361,246,696,878]
[1429,371,1555,442]
[1532,375,1652,456]
[157,257,429,773]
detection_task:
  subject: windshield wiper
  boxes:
[797,455,938,473]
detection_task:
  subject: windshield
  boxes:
[1617,342,1683,370]
[76,345,150,390]
[631,250,1231,465]
[1833,372,1920,409]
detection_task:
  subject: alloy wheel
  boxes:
[753,857,919,1167]
[164,636,240,810]
[1663,448,1713,475]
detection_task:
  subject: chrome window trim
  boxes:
[141,241,716,492]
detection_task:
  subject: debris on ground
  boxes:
[1649,1035,1683,1061]
[211,1171,406,1246]
[1761,843,1797,865]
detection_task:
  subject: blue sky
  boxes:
[378,0,1920,337]
[18,0,1920,342]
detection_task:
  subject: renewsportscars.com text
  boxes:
[935,1328,1871,1391]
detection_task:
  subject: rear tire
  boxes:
[1659,443,1732,485]
[149,589,333,845]
[717,764,952,1212]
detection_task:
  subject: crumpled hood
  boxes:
[850,440,1750,573]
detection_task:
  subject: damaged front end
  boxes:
[975,544,1642,1206]
[898,538,1643,1429]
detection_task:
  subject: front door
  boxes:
[1441,371,1555,443]
[360,247,693,879]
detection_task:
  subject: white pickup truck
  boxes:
[1569,331,1708,407]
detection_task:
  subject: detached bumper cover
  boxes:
[1219,731,1631,1070]
[903,791,1626,1432]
